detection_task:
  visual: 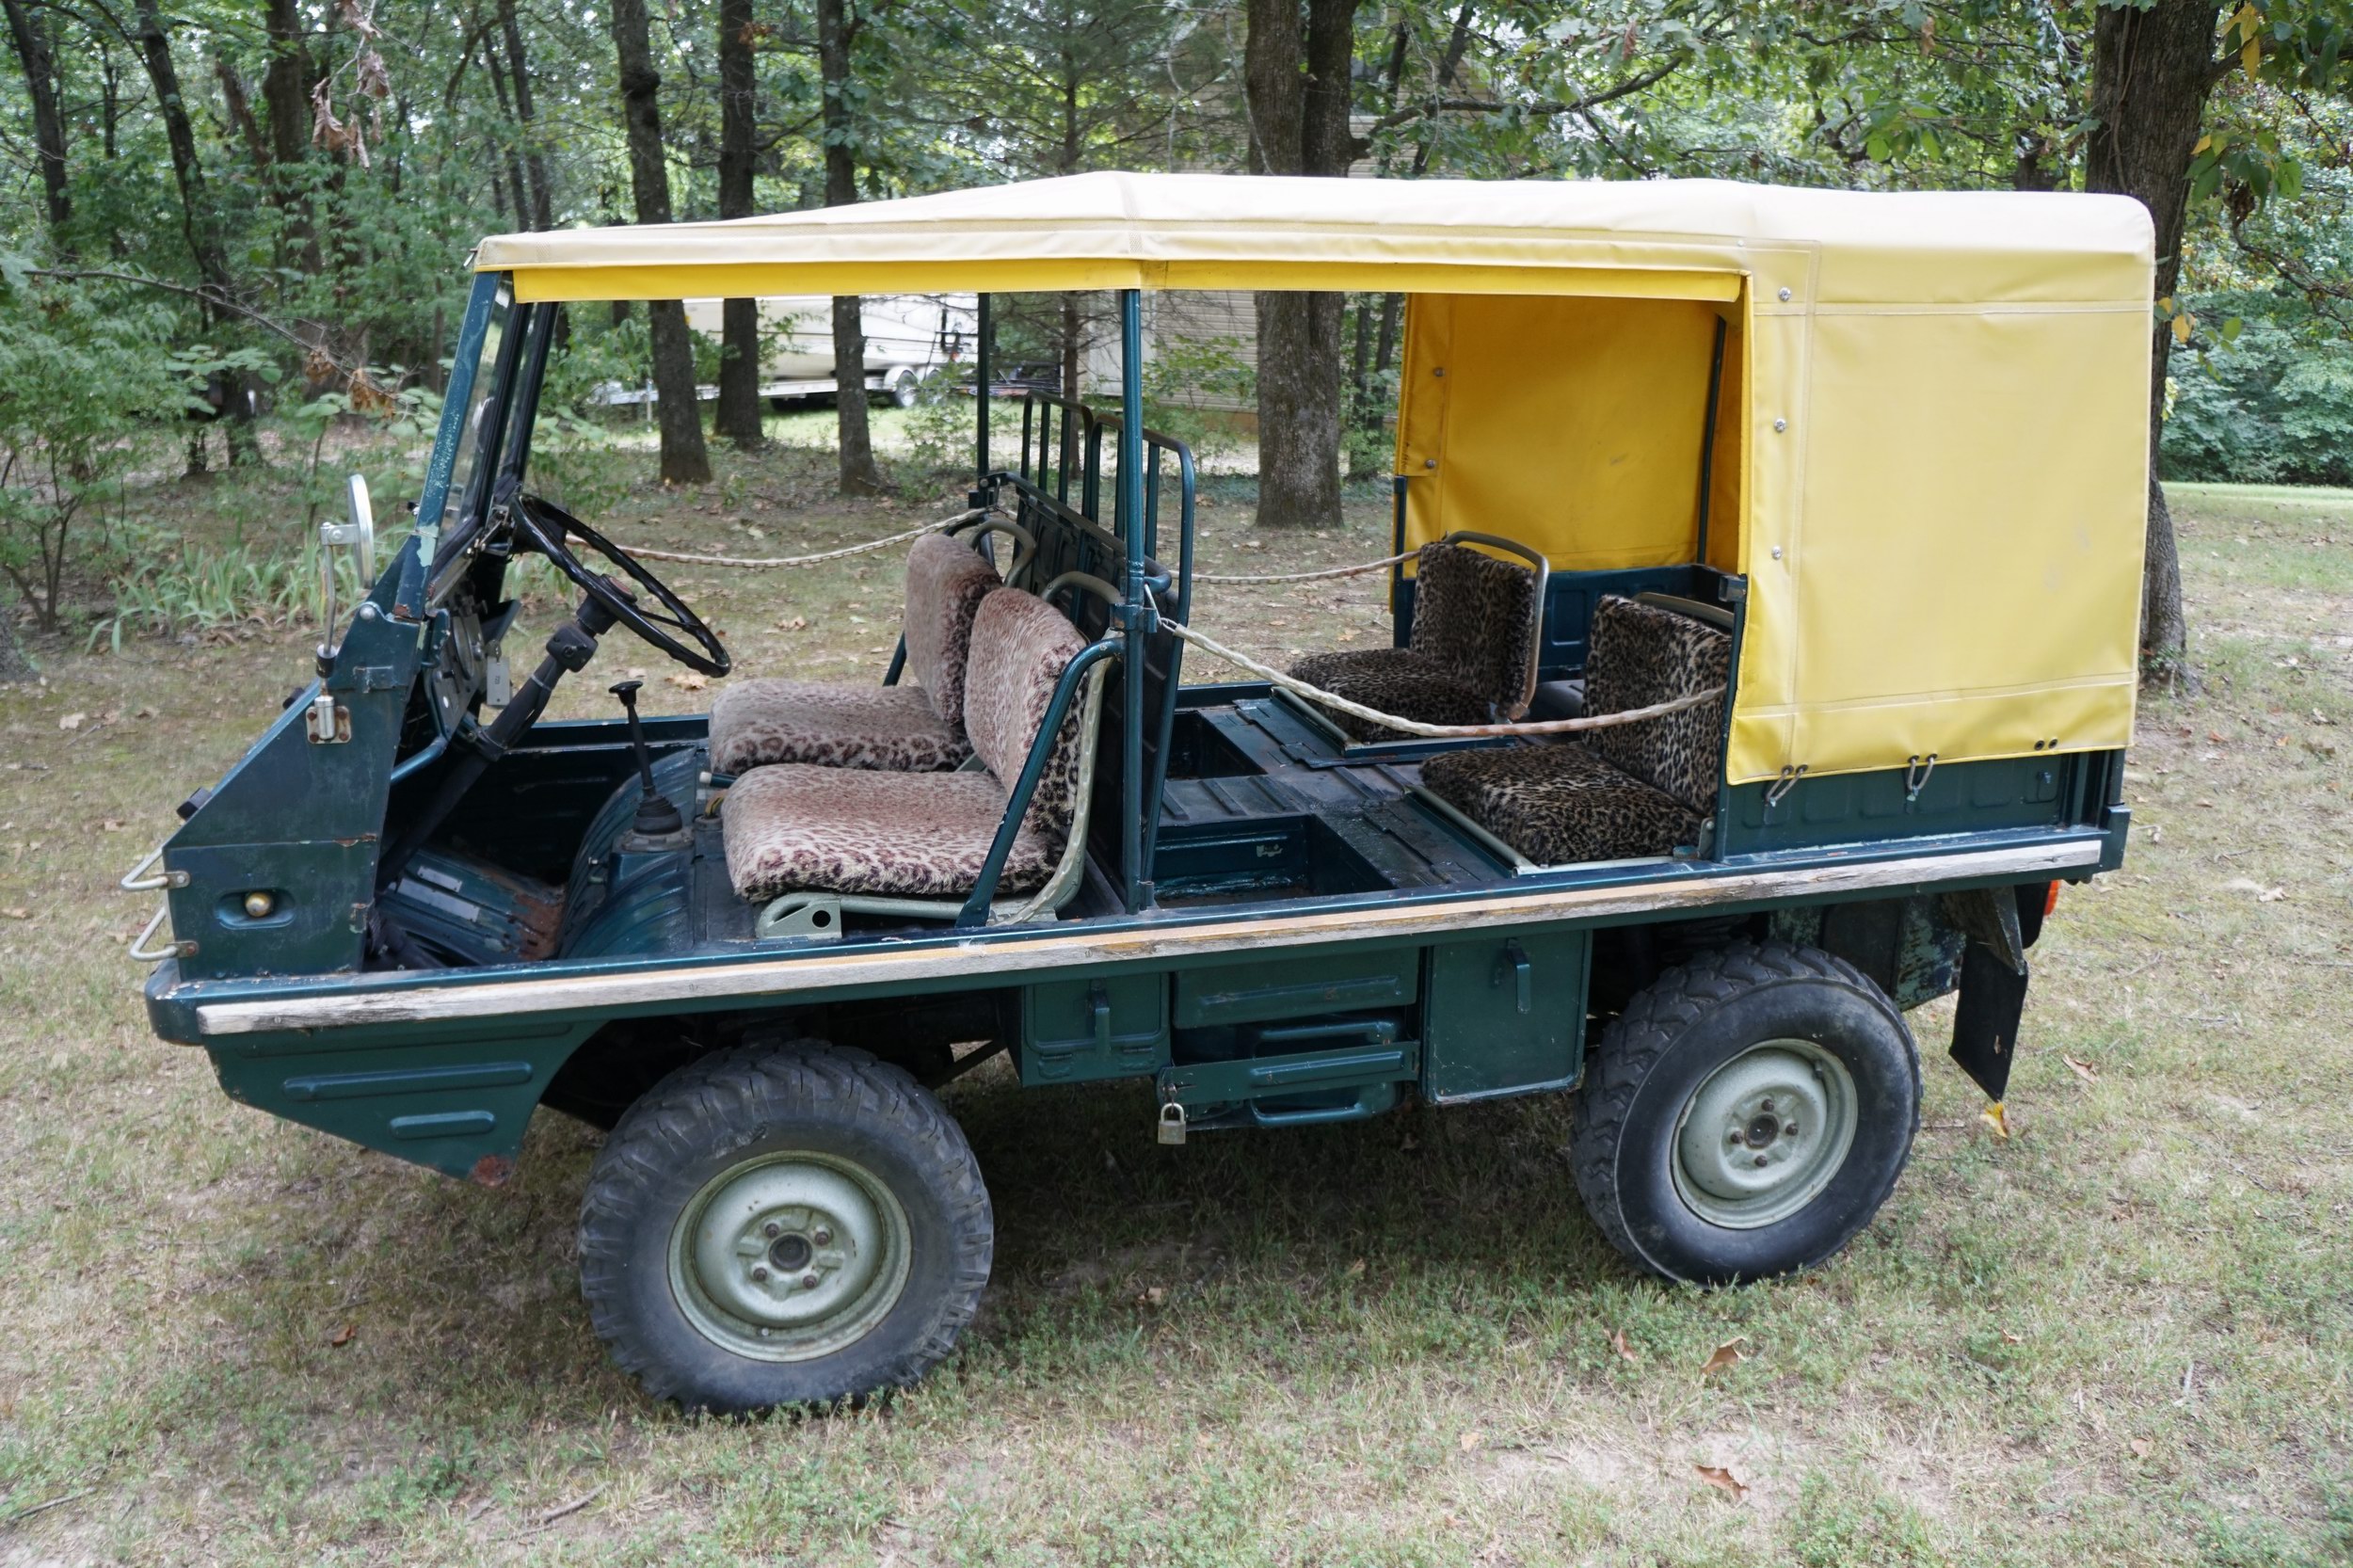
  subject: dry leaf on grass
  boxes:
[0,908,29,921]
[2130,1437,2153,1459]
[1137,1286,1167,1308]
[665,672,709,692]
[1458,1430,1483,1453]
[1700,1337,1748,1376]
[2063,1054,2100,1084]
[1694,1464,1749,1501]
[1608,1327,1640,1364]
[2000,1328,2025,1344]
[57,712,83,731]
[328,1323,356,1347]
[1980,1102,2012,1139]
[778,616,808,632]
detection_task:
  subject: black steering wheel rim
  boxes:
[505,490,730,677]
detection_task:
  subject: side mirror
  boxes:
[316,473,377,658]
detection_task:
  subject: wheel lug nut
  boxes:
[1785,1122,1799,1137]
[763,1222,781,1239]
[1753,1154,1769,1167]
[812,1227,832,1245]
[1759,1097,1774,1113]
[751,1266,770,1282]
[1727,1129,1743,1144]
[801,1272,820,1289]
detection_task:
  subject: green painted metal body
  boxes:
[134,272,2133,1186]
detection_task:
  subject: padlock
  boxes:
[1156,1101,1187,1146]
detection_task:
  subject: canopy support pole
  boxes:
[1693,313,1728,567]
[971,294,993,504]
[1118,288,1148,911]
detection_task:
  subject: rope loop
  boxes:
[1192,551,1413,585]
[1162,618,1722,740]
[600,507,988,569]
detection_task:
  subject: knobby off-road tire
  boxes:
[579,1043,991,1414]
[1571,941,1919,1284]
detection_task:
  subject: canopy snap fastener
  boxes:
[1765,765,1808,808]
[1905,753,1938,803]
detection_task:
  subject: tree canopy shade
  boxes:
[4,0,2352,673]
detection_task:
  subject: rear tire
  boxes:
[1571,941,1918,1284]
[579,1042,991,1413]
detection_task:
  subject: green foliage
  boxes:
[89,535,342,652]
[2165,315,2353,487]
[1143,332,1255,464]
[0,284,184,631]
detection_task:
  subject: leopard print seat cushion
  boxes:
[1581,595,1731,810]
[962,588,1089,840]
[1288,649,1494,743]
[704,534,999,776]
[1422,742,1702,865]
[722,765,1057,900]
[1285,539,1539,742]
[720,586,1089,901]
[901,532,1002,727]
[706,681,971,776]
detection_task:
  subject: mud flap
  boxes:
[1949,945,2029,1102]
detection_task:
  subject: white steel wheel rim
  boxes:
[1670,1038,1860,1230]
[667,1150,912,1362]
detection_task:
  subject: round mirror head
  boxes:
[343,472,376,583]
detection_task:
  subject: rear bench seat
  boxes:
[1421,595,1729,864]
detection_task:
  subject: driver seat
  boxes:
[705,533,1000,775]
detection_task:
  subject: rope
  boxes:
[1192,551,1413,585]
[600,507,984,569]
[1163,618,1724,739]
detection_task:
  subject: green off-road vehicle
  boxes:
[130,172,2152,1412]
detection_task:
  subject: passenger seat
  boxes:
[707,533,1000,774]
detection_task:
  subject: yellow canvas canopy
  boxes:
[475,171,2154,785]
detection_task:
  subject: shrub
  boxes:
[0,285,185,631]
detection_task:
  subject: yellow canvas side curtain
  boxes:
[477,170,2157,788]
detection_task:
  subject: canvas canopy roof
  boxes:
[476,171,2156,787]
[476,169,2152,309]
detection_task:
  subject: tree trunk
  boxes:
[1245,0,1356,527]
[135,0,260,464]
[610,0,712,484]
[2087,0,2222,677]
[133,0,223,290]
[712,0,765,447]
[3,0,71,237]
[497,0,552,229]
[482,45,533,237]
[817,0,888,496]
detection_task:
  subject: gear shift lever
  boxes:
[609,680,685,837]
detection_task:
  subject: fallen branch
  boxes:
[20,267,355,381]
[3,1488,93,1526]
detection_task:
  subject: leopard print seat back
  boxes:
[963,588,1090,844]
[901,533,1002,727]
[1580,595,1731,811]
[1407,541,1543,717]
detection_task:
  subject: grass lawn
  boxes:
[0,442,2347,1566]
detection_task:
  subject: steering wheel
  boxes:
[506,491,731,677]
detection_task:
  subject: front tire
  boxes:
[579,1043,991,1413]
[1571,941,1918,1284]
